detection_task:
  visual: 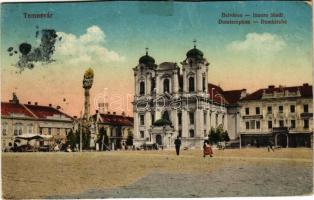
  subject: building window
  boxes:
[268,121,272,129]
[304,104,309,113]
[189,129,195,138]
[57,128,61,135]
[256,107,260,115]
[188,77,195,92]
[140,131,144,138]
[14,123,23,136]
[48,128,52,135]
[189,112,194,125]
[39,128,43,135]
[267,106,272,114]
[2,123,7,136]
[256,121,260,129]
[178,113,182,125]
[245,108,249,115]
[250,120,255,129]
[139,81,145,95]
[290,105,295,113]
[279,120,284,127]
[222,115,225,127]
[163,79,170,93]
[140,114,145,126]
[204,130,207,137]
[27,124,33,134]
[291,120,296,129]
[245,121,250,130]
[215,114,218,127]
[204,112,207,125]
[279,106,283,113]
[304,119,309,129]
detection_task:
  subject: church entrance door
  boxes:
[156,134,162,145]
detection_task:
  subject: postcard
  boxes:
[0,0,313,199]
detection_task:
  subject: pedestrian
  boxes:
[267,139,274,152]
[203,140,213,158]
[174,136,181,156]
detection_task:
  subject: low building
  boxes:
[91,111,133,150]
[1,93,73,150]
[238,84,313,148]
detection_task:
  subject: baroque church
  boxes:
[133,43,235,149]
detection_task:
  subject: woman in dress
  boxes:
[203,140,213,158]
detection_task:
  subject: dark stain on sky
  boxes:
[8,28,62,72]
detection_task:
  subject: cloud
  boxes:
[54,25,125,64]
[227,32,286,54]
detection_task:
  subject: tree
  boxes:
[66,129,77,149]
[126,132,133,146]
[208,127,220,144]
[222,131,230,142]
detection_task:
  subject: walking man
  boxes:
[174,136,181,156]
[267,139,274,152]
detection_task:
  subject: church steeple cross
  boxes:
[193,39,197,48]
[145,47,149,55]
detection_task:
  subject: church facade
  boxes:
[132,45,230,149]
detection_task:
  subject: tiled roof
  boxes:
[1,102,34,118]
[241,84,313,101]
[24,104,72,119]
[223,90,245,105]
[95,113,133,127]
[1,102,72,120]
[208,83,228,105]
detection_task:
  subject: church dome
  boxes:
[186,47,204,60]
[139,53,155,66]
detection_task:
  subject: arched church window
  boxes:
[189,129,195,138]
[189,77,195,92]
[162,111,170,121]
[140,81,145,95]
[163,79,170,93]
[151,77,156,93]
[202,77,206,92]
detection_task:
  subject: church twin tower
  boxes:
[133,43,227,148]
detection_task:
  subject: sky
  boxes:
[1,1,313,117]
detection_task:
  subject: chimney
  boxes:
[28,101,31,105]
[34,102,38,105]
[49,104,52,107]
[240,89,247,99]
[303,83,309,87]
[268,85,275,89]
[122,111,125,116]
[107,111,111,114]
[113,112,116,115]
